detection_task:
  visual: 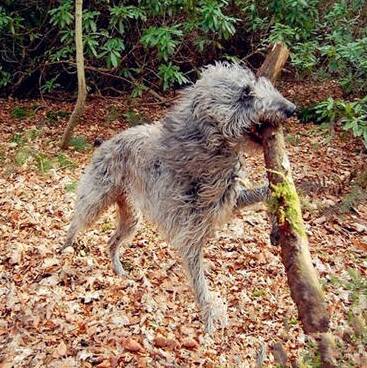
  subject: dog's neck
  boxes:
[160,114,240,178]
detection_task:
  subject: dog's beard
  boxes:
[242,133,263,153]
[247,110,289,143]
[259,110,288,127]
[242,121,266,145]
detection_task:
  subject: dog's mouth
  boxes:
[246,120,281,145]
[246,124,264,144]
[249,110,294,141]
[244,105,297,144]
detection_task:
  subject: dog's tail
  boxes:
[62,157,115,250]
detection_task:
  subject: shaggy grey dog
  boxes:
[62,63,296,333]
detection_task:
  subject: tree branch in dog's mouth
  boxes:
[247,118,282,144]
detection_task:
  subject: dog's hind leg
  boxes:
[108,197,139,276]
[179,240,228,334]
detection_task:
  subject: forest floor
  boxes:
[0,81,366,368]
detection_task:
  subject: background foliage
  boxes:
[0,0,366,97]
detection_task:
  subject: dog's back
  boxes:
[62,122,163,248]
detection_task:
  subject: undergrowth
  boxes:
[0,1,366,95]
[10,129,78,174]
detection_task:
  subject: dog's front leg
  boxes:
[236,185,282,245]
[235,184,269,209]
[180,243,228,334]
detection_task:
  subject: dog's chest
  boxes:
[184,157,242,209]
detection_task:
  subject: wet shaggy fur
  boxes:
[62,63,296,333]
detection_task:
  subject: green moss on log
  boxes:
[268,179,306,238]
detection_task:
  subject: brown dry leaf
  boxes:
[352,237,367,252]
[51,357,76,368]
[96,360,111,368]
[52,340,68,358]
[136,357,148,368]
[154,335,168,348]
[121,337,144,353]
[154,335,179,350]
[9,244,23,265]
[181,338,199,350]
[255,252,266,263]
[0,360,13,368]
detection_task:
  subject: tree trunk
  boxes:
[257,43,290,83]
[261,125,329,333]
[60,0,86,149]
[257,43,336,367]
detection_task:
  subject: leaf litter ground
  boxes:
[0,86,366,367]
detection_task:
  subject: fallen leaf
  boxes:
[53,340,68,358]
[80,291,100,304]
[352,237,367,252]
[181,338,198,350]
[39,274,60,286]
[154,335,178,350]
[121,337,144,353]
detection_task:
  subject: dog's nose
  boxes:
[283,103,296,118]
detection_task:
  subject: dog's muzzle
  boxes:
[281,102,297,118]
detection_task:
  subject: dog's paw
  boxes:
[202,293,228,335]
[57,242,74,254]
[112,260,128,277]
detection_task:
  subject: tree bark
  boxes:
[60,0,86,149]
[257,43,290,83]
[260,125,329,333]
[256,43,335,367]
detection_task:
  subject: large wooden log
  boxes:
[256,44,335,366]
[257,43,290,83]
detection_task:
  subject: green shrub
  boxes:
[34,152,53,173]
[15,147,33,166]
[65,180,78,192]
[11,128,41,145]
[0,0,366,96]
[11,106,28,119]
[25,129,41,141]
[123,109,147,126]
[299,96,367,148]
[141,25,183,62]
[315,97,367,147]
[69,135,90,152]
[46,110,70,124]
[40,76,61,94]
[11,132,26,145]
[56,153,76,169]
[105,105,123,123]
[158,63,189,90]
[9,129,78,173]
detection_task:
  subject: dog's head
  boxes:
[191,62,296,143]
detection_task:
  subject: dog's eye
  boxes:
[240,86,253,102]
